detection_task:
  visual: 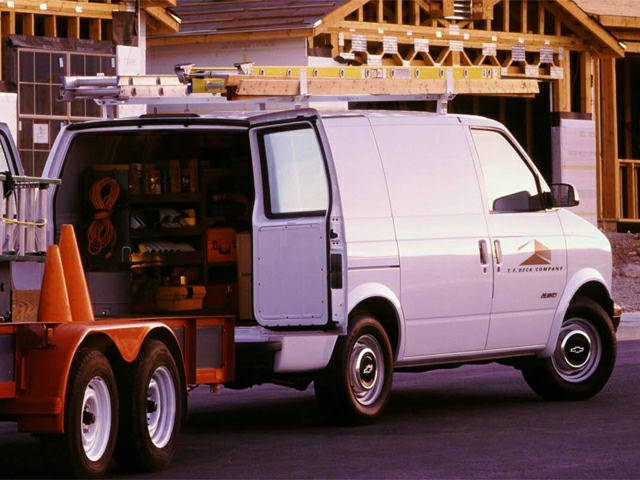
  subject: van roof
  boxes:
[65,109,504,131]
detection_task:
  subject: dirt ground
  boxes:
[606,232,640,312]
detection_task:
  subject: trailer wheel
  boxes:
[314,314,393,425]
[115,339,181,473]
[522,297,616,400]
[40,349,118,479]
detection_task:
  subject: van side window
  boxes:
[471,129,543,213]
[261,126,329,216]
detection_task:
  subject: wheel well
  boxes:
[572,281,614,318]
[351,297,400,360]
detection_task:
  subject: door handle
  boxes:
[494,240,503,267]
[478,240,489,269]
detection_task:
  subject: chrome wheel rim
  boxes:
[81,376,112,462]
[552,318,601,383]
[349,334,384,406]
[147,366,176,449]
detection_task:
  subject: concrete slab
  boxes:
[618,312,640,341]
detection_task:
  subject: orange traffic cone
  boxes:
[59,224,95,322]
[37,245,72,323]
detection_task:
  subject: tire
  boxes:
[114,339,182,473]
[314,314,393,425]
[40,349,119,479]
[522,297,616,401]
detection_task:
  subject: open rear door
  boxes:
[248,109,347,329]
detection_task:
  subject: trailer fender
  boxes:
[12,321,181,434]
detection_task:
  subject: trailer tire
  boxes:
[314,314,393,425]
[114,339,181,473]
[40,349,119,479]
[522,297,616,401]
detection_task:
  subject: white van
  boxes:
[43,109,619,424]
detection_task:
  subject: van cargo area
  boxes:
[54,127,254,319]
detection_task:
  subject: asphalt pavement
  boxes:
[2,335,640,479]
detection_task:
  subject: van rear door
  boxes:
[0,124,23,175]
[248,109,347,329]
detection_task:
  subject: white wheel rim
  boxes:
[81,376,112,462]
[147,366,176,449]
[552,318,602,383]
[349,334,385,406]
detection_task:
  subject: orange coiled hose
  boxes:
[87,177,120,259]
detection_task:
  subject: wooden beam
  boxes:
[443,0,455,19]
[316,0,370,31]
[623,42,640,54]
[594,58,602,218]
[580,50,592,114]
[538,2,544,34]
[599,16,640,29]
[22,12,34,35]
[503,0,509,32]
[329,21,592,50]
[600,58,619,220]
[414,0,420,27]
[148,28,314,47]
[0,0,120,20]
[396,0,402,25]
[553,51,571,112]
[44,14,56,37]
[89,18,101,40]
[68,16,79,39]
[623,60,632,160]
[357,6,363,22]
[521,0,527,34]
[378,0,383,23]
[145,6,179,32]
[551,1,624,57]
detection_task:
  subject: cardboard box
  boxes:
[236,232,253,320]
[207,228,237,263]
[155,285,206,311]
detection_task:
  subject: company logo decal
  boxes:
[506,239,564,274]
[570,346,585,354]
[363,364,374,375]
[519,240,552,265]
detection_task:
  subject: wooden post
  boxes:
[580,51,592,114]
[358,6,363,22]
[600,58,619,221]
[624,163,636,219]
[555,15,562,36]
[526,98,534,157]
[23,13,35,36]
[414,0,420,26]
[44,15,56,37]
[69,16,80,39]
[89,18,101,40]
[538,2,545,34]
[554,53,571,112]
[503,0,509,32]
[378,0,383,23]
[521,0,527,33]
[624,59,632,160]
[594,58,603,219]
[396,0,402,25]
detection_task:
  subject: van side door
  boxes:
[248,110,347,329]
[468,126,567,350]
[370,118,493,359]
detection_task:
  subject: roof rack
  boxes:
[59,62,539,116]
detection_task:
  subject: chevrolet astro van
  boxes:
[42,109,619,424]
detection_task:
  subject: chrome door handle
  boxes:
[478,240,489,268]
[494,240,503,266]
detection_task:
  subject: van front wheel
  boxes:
[314,314,393,425]
[521,297,616,401]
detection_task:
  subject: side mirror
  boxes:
[550,183,579,208]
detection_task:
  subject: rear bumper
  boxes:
[235,327,339,374]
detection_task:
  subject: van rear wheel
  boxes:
[521,297,616,401]
[314,314,393,425]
